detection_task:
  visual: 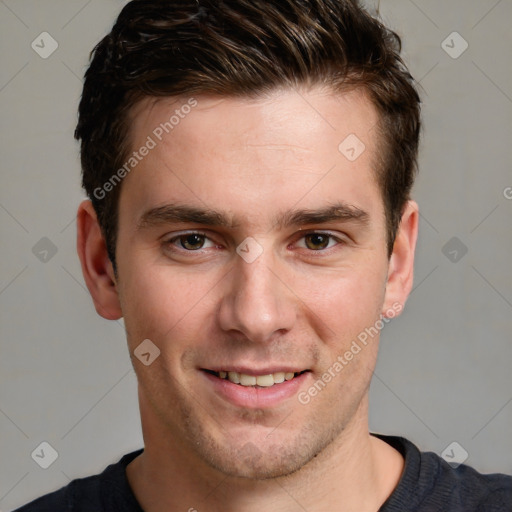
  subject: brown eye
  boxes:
[304,233,330,250]
[179,234,206,250]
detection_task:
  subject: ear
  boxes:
[382,200,419,317]
[76,199,122,320]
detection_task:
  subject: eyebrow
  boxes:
[137,204,237,230]
[136,202,369,231]
[274,203,369,230]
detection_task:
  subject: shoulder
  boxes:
[12,490,66,511]
[12,473,106,511]
[375,434,512,512]
[423,450,512,511]
[12,449,143,512]
[12,477,96,512]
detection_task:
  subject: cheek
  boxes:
[293,263,387,341]
[302,269,385,405]
[117,259,222,352]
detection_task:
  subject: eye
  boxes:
[166,232,217,251]
[296,232,342,251]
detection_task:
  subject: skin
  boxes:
[77,86,418,512]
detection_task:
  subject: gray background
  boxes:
[1,0,511,509]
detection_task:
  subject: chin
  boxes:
[203,442,310,480]
[187,422,337,481]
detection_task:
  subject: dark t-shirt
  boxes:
[13,434,512,511]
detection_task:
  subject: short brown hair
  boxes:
[75,0,421,272]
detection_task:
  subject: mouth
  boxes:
[201,368,311,408]
[203,369,309,388]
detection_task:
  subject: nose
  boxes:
[218,247,297,343]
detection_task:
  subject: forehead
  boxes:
[120,86,384,229]
[128,86,380,155]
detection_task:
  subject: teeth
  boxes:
[240,374,257,386]
[228,371,240,384]
[255,374,274,387]
[218,371,299,387]
[273,372,285,383]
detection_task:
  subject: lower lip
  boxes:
[202,371,310,409]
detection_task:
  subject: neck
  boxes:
[126,393,404,512]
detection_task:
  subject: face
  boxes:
[111,87,408,479]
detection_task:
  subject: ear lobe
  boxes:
[76,199,123,320]
[382,200,419,316]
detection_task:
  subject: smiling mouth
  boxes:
[204,370,309,388]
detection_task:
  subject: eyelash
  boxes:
[163,230,345,255]
[164,231,218,252]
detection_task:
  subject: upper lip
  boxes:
[202,367,309,375]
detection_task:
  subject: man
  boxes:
[15,0,511,510]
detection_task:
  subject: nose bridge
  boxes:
[218,245,295,342]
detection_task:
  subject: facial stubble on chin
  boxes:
[157,380,367,481]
